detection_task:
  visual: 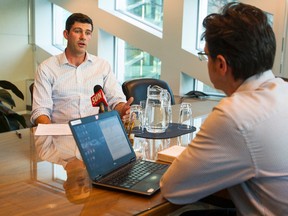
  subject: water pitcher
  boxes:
[145,85,171,133]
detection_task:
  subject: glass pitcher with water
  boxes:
[145,85,171,133]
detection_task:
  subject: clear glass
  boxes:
[116,0,163,30]
[163,89,172,129]
[178,102,193,130]
[140,100,147,129]
[129,104,144,134]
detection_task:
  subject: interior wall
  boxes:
[0,0,34,113]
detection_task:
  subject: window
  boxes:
[194,0,275,96]
[181,0,237,97]
[197,0,238,51]
[182,0,238,96]
[52,4,71,50]
[116,0,163,31]
[115,38,161,83]
[195,79,225,96]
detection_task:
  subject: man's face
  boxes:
[64,21,92,56]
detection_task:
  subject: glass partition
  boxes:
[116,0,163,30]
[116,38,161,82]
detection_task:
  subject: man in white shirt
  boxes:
[160,3,288,216]
[31,13,133,125]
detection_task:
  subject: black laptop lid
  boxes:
[69,111,136,181]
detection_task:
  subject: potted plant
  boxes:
[0,80,27,133]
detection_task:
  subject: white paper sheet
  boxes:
[35,123,72,136]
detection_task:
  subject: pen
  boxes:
[15,130,22,139]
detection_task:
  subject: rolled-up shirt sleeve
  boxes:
[30,63,53,124]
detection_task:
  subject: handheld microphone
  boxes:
[91,85,108,113]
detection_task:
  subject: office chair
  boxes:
[29,83,34,103]
[122,78,175,105]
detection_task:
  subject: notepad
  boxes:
[35,124,72,136]
[157,145,186,163]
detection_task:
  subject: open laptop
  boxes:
[69,110,169,196]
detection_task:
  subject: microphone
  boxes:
[91,85,108,113]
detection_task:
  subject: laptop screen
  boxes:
[69,111,136,180]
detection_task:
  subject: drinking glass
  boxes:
[178,102,193,130]
[128,104,144,135]
[140,100,147,130]
[164,103,172,129]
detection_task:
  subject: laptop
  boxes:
[69,110,169,196]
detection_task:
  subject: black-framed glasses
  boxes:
[197,51,209,61]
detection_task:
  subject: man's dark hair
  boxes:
[201,2,276,81]
[65,13,93,32]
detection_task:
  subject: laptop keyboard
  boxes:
[99,160,168,188]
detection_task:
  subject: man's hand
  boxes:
[114,97,134,121]
[35,115,51,125]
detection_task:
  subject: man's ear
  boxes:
[63,30,68,40]
[216,55,228,76]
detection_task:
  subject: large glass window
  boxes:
[116,38,161,83]
[191,0,238,96]
[197,0,273,51]
[52,5,160,83]
[116,0,163,31]
[197,0,238,51]
[194,0,274,96]
[52,4,71,50]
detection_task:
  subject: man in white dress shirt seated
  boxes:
[160,2,288,216]
[31,13,133,125]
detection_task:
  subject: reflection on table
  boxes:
[0,99,223,215]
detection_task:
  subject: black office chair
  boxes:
[122,78,175,105]
[29,83,34,103]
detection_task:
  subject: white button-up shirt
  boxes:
[31,52,126,124]
[160,70,288,216]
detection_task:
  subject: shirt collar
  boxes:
[58,51,93,66]
[236,70,275,92]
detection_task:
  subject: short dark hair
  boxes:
[65,13,93,32]
[201,2,276,81]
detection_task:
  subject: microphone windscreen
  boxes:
[94,85,102,93]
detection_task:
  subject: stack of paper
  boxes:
[35,124,72,136]
[157,145,186,163]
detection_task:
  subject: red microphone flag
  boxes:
[90,89,108,107]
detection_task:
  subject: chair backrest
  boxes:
[122,78,175,105]
[29,83,34,103]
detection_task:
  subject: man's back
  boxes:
[221,71,288,215]
[161,71,288,215]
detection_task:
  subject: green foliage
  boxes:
[0,80,27,132]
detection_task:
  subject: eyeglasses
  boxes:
[197,51,209,62]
